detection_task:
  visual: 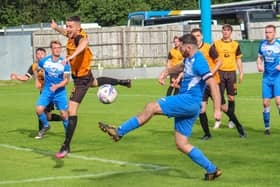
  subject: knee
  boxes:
[263,101,270,107]
[175,141,193,153]
[60,112,67,120]
[36,107,44,115]
[144,102,157,113]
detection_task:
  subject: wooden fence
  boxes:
[32,23,255,68]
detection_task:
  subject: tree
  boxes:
[0,0,251,27]
[76,0,150,26]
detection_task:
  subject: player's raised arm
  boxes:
[66,37,89,63]
[50,19,66,35]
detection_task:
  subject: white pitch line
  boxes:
[0,143,169,169]
[0,168,167,185]
[0,143,170,185]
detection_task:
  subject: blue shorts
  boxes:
[37,88,68,111]
[262,78,280,99]
[158,94,201,137]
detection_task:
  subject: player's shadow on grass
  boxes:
[30,148,65,168]
[89,167,195,181]
[7,128,64,139]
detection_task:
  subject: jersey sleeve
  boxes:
[167,51,172,60]
[194,53,213,81]
[25,65,33,78]
[235,44,242,58]
[209,44,219,61]
[74,35,84,47]
[64,64,71,74]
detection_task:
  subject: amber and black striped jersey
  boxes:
[210,39,242,71]
[66,29,93,77]
[199,43,220,83]
[168,48,183,67]
[25,62,44,90]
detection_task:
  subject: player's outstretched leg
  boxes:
[97,77,131,88]
[99,122,122,142]
[99,116,140,141]
[204,168,222,181]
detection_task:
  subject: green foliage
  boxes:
[0,0,251,27]
[77,0,151,26]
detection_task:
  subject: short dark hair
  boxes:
[222,24,233,31]
[35,48,46,53]
[265,24,276,31]
[173,35,180,40]
[50,40,62,48]
[179,34,197,46]
[191,28,202,34]
[67,16,81,22]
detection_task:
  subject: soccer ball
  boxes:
[97,84,118,104]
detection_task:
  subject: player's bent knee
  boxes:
[145,102,162,114]
[60,111,68,120]
[36,106,45,115]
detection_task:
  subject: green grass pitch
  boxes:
[0,73,280,187]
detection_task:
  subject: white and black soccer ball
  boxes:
[97,84,118,104]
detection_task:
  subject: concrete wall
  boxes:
[0,35,32,80]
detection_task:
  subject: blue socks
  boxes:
[188,147,216,173]
[38,113,49,127]
[263,111,270,129]
[116,116,140,136]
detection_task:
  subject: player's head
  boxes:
[50,40,62,58]
[191,28,203,46]
[265,24,276,42]
[179,34,198,58]
[66,16,81,38]
[35,48,46,61]
[173,36,181,48]
[222,24,233,40]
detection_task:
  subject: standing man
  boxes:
[257,24,280,135]
[51,16,132,158]
[166,36,183,96]
[99,34,222,181]
[34,40,70,139]
[191,28,221,140]
[210,24,246,137]
[10,48,62,132]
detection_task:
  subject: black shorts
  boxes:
[70,71,94,103]
[218,70,237,104]
[202,85,211,102]
[202,85,227,105]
